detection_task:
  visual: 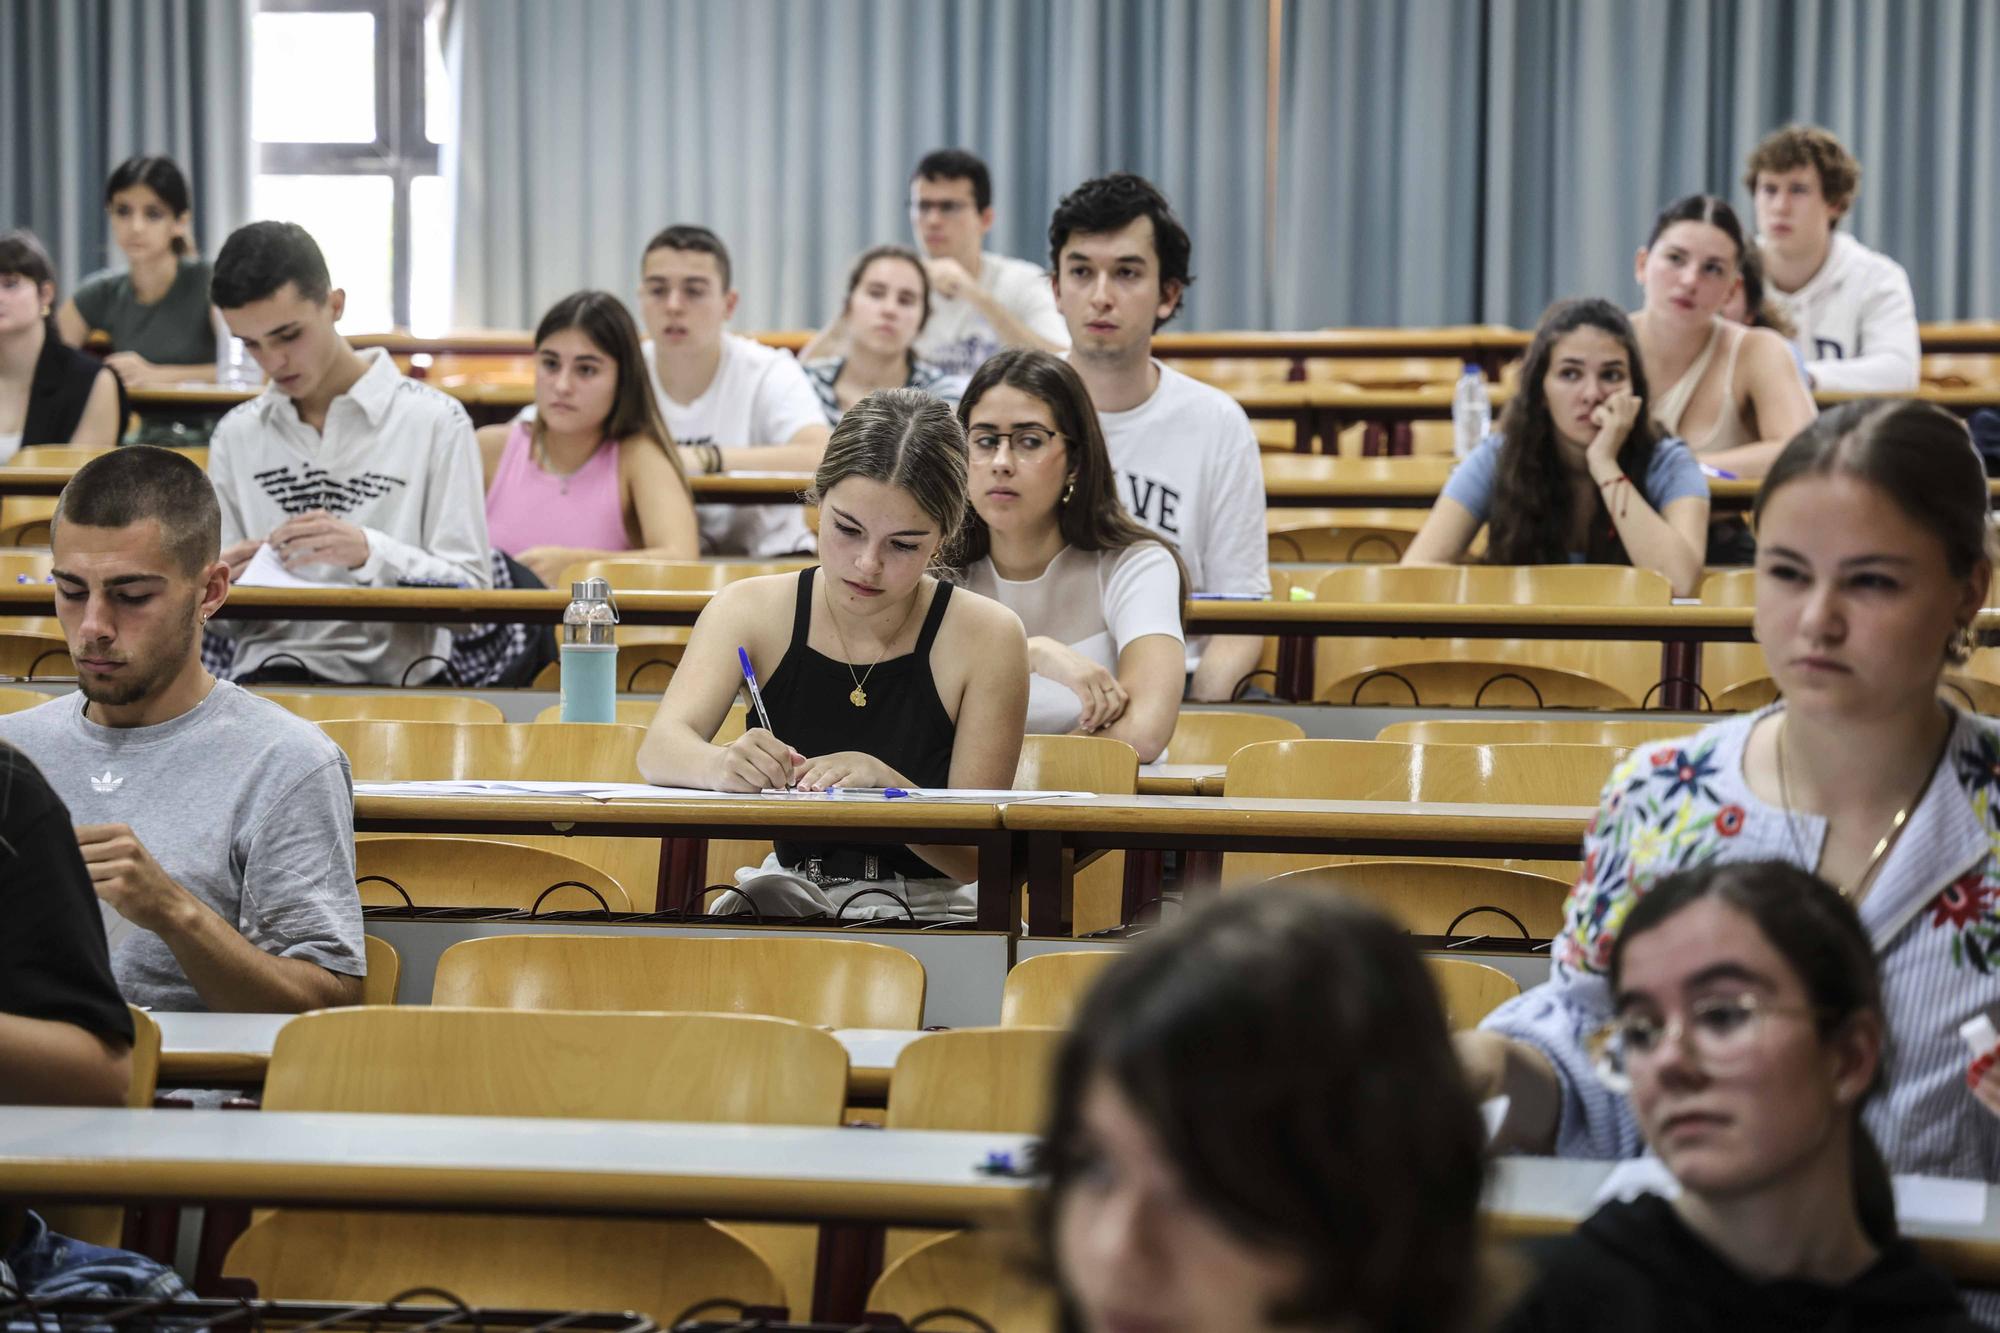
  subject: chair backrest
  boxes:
[1015,733,1139,793]
[1426,957,1523,1028]
[1226,738,1623,805]
[361,935,399,1005]
[1375,717,1693,747]
[1164,710,1306,765]
[0,685,47,714]
[1267,522,1413,563]
[562,557,810,591]
[1258,860,1572,941]
[0,549,52,580]
[868,1231,1059,1333]
[1000,951,1121,1028]
[885,1027,1065,1134]
[258,691,505,723]
[6,445,110,469]
[0,632,72,679]
[263,1006,849,1124]
[319,719,645,781]
[1317,563,1673,607]
[529,700,747,739]
[40,1007,160,1245]
[1700,568,1770,706]
[431,933,926,1029]
[356,836,633,913]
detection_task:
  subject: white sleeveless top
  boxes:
[1652,319,1752,456]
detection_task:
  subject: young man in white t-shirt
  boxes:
[1745,124,1919,392]
[1049,172,1269,703]
[638,225,829,556]
[209,221,490,685]
[905,149,1069,377]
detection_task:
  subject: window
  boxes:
[251,0,451,332]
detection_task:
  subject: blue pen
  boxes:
[737,647,793,789]
[829,787,912,799]
[1699,463,1739,481]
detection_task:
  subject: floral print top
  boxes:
[1481,704,2000,1184]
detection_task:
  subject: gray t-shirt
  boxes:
[0,682,362,1010]
[72,257,217,367]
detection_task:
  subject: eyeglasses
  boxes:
[969,428,1062,456]
[1586,992,1824,1093]
[911,199,971,217]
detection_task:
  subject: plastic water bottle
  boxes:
[1452,362,1491,459]
[215,335,258,389]
[560,577,619,723]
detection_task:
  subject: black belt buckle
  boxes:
[801,853,883,885]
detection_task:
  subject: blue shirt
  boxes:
[1440,432,1708,558]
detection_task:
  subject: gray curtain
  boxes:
[1479,0,2000,328]
[0,0,253,297]
[445,0,1271,332]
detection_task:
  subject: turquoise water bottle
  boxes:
[559,577,619,723]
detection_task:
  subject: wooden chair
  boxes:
[534,698,668,725]
[1699,569,1771,710]
[229,1007,836,1318]
[361,934,400,1005]
[356,837,633,914]
[1163,710,1305,765]
[1314,565,1672,708]
[431,933,926,1029]
[1376,717,1688,746]
[0,685,46,714]
[883,1026,1066,1268]
[0,549,58,637]
[321,719,658,899]
[868,1230,1059,1333]
[1017,734,1139,937]
[999,951,1121,1028]
[7,445,112,469]
[1267,517,1416,563]
[1426,957,1523,1028]
[531,642,687,694]
[0,452,88,546]
[0,631,72,679]
[256,691,505,723]
[1260,861,1571,945]
[40,1006,160,1246]
[1223,738,1621,882]
[559,557,812,591]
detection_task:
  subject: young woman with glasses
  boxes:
[1459,401,2000,1272]
[1499,859,1980,1331]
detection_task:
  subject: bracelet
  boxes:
[1596,472,1632,519]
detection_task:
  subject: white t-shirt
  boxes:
[911,251,1070,378]
[962,543,1184,735]
[642,332,826,556]
[1763,231,1920,392]
[1093,361,1271,671]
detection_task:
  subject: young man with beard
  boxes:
[0,446,362,1013]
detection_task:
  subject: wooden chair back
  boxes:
[1376,717,1689,747]
[356,836,633,913]
[322,719,657,895]
[0,685,46,714]
[1000,951,1121,1028]
[0,631,72,679]
[1699,569,1770,708]
[868,1230,1059,1333]
[41,1007,160,1245]
[0,549,59,637]
[257,691,505,723]
[1426,957,1523,1028]
[561,557,811,591]
[1016,735,1139,937]
[361,935,399,1005]
[6,445,110,469]
[1164,710,1306,765]
[531,641,689,694]
[431,933,926,1029]
[1258,860,1571,942]
[534,698,678,726]
[1267,520,1414,563]
[1224,739,1619,881]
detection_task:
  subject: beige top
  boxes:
[1652,318,1751,455]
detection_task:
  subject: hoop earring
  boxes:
[1061,475,1076,506]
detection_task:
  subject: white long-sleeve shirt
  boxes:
[209,346,491,684]
[1765,230,1921,392]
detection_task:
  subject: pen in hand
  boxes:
[737,647,794,790]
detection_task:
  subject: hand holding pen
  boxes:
[717,647,804,792]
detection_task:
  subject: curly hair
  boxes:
[1744,124,1862,219]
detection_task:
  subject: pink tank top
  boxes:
[485,419,632,558]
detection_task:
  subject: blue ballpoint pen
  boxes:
[736,647,791,789]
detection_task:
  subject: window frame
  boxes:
[255,0,438,328]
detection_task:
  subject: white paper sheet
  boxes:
[1481,1095,1510,1142]
[755,788,1097,801]
[353,780,742,801]
[233,543,347,590]
[1892,1174,1989,1226]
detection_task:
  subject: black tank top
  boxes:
[764,566,958,878]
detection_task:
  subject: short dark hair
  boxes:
[1035,888,1488,1332]
[911,148,992,212]
[105,156,194,257]
[54,446,221,575]
[1048,172,1195,328]
[0,229,55,291]
[211,221,331,308]
[642,224,732,291]
[1646,193,1746,265]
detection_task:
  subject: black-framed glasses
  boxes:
[968,428,1062,455]
[1586,992,1825,1093]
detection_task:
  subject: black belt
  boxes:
[782,850,888,885]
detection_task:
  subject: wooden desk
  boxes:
[0,465,813,504]
[154,1012,927,1101]
[1004,794,1593,936]
[1135,763,1223,797]
[354,790,1020,932]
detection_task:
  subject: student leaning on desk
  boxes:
[637,387,1028,922]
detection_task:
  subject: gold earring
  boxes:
[1061,475,1076,506]
[1950,624,1976,659]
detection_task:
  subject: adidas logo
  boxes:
[90,771,123,794]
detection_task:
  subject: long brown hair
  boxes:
[530,290,684,483]
[807,387,969,566]
[955,348,1188,617]
[1486,297,1664,567]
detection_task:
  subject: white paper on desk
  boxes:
[756,787,1096,801]
[233,543,347,589]
[1480,1096,1509,1142]
[1892,1175,1988,1226]
[1593,1156,1681,1206]
[353,779,739,800]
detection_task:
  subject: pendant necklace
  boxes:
[534,433,587,495]
[1776,714,1945,900]
[823,577,924,708]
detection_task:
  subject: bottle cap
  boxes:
[570,577,612,602]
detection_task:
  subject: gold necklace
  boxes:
[1776,715,1943,900]
[822,575,925,707]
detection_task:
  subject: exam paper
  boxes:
[234,543,347,589]
[1591,1157,1989,1227]
[756,787,1098,801]
[353,780,741,800]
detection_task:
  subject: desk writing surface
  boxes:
[0,1107,1031,1226]
[354,791,1010,832]
[1002,793,1594,841]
